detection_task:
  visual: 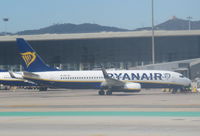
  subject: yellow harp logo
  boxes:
[21,52,36,67]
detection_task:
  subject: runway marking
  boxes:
[0,111,200,117]
[1,104,200,108]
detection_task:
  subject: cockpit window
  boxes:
[179,75,184,78]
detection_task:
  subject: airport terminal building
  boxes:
[1,30,200,79]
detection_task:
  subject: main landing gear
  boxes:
[171,88,177,94]
[39,87,48,91]
[98,89,112,95]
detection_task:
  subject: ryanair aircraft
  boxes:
[0,69,36,87]
[16,38,191,95]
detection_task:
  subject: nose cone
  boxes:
[185,78,191,87]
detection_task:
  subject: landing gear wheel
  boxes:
[98,90,105,95]
[106,90,112,95]
[172,89,177,94]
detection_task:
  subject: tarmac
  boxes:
[0,88,200,136]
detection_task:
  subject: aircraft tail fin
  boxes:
[16,38,59,72]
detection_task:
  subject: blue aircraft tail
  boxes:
[16,38,59,72]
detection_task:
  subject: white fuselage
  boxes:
[24,70,191,89]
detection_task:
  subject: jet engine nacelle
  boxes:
[100,81,141,92]
[123,82,141,92]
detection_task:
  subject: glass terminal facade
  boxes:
[0,35,200,71]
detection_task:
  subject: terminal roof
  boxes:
[0,30,200,42]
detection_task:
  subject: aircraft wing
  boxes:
[100,67,141,94]
[101,67,125,87]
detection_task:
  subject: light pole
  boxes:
[186,16,192,31]
[3,18,9,35]
[151,0,155,64]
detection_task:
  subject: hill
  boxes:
[136,16,200,31]
[2,17,200,35]
[16,23,129,35]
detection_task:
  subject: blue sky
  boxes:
[0,0,200,33]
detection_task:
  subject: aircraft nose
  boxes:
[186,78,191,86]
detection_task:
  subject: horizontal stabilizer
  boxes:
[23,71,40,79]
